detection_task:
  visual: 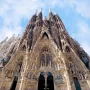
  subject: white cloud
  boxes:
[78,22,90,55]
[44,0,64,8]
[0,25,22,41]
[75,0,90,19]
[77,21,90,38]
[0,0,45,42]
[64,0,90,19]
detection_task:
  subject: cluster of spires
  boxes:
[0,9,66,68]
[35,8,57,18]
[29,8,61,22]
[0,34,19,46]
[0,9,58,45]
[0,34,20,68]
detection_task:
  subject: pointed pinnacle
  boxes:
[2,37,8,42]
[49,8,51,12]
[15,34,19,39]
[53,10,57,15]
[5,37,8,40]
[13,34,15,37]
[35,10,37,15]
[41,8,42,12]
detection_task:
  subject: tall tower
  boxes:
[0,10,90,90]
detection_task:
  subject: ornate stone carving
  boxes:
[5,70,14,79]
[55,72,64,85]
[25,72,37,81]
[0,10,90,90]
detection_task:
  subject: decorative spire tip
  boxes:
[13,34,15,37]
[53,10,57,15]
[35,10,37,15]
[41,8,42,12]
[49,8,51,12]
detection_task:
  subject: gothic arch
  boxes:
[73,77,82,90]
[40,47,52,67]
[38,72,54,90]
[65,46,70,52]
[69,61,77,75]
[47,72,54,90]
[10,76,18,90]
[42,32,49,39]
[38,72,45,90]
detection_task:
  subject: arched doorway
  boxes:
[38,72,45,90]
[47,72,54,90]
[73,77,82,90]
[10,76,18,90]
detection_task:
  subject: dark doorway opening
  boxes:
[47,72,54,90]
[38,72,45,90]
[73,77,82,90]
[42,32,49,39]
[10,76,18,90]
[82,56,89,69]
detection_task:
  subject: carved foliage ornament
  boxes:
[69,62,86,80]
[54,72,64,85]
[25,72,37,81]
[5,70,14,78]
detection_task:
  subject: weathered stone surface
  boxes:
[0,10,90,90]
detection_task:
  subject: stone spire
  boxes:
[54,11,61,22]
[43,16,49,28]
[30,12,37,23]
[8,34,15,41]
[49,9,55,21]
[19,12,37,48]
[53,10,57,15]
[0,37,8,44]
[36,8,42,21]
[0,10,90,90]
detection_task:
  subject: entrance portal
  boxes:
[10,76,18,90]
[38,72,45,90]
[38,72,54,90]
[73,77,82,90]
[47,72,54,90]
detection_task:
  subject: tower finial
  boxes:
[35,10,37,15]
[41,8,42,12]
[53,10,57,15]
[49,8,51,12]
[13,34,15,37]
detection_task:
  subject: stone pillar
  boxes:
[0,78,13,90]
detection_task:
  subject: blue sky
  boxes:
[0,0,90,55]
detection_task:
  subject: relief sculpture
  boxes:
[54,72,64,85]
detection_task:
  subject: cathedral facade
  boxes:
[0,10,90,90]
